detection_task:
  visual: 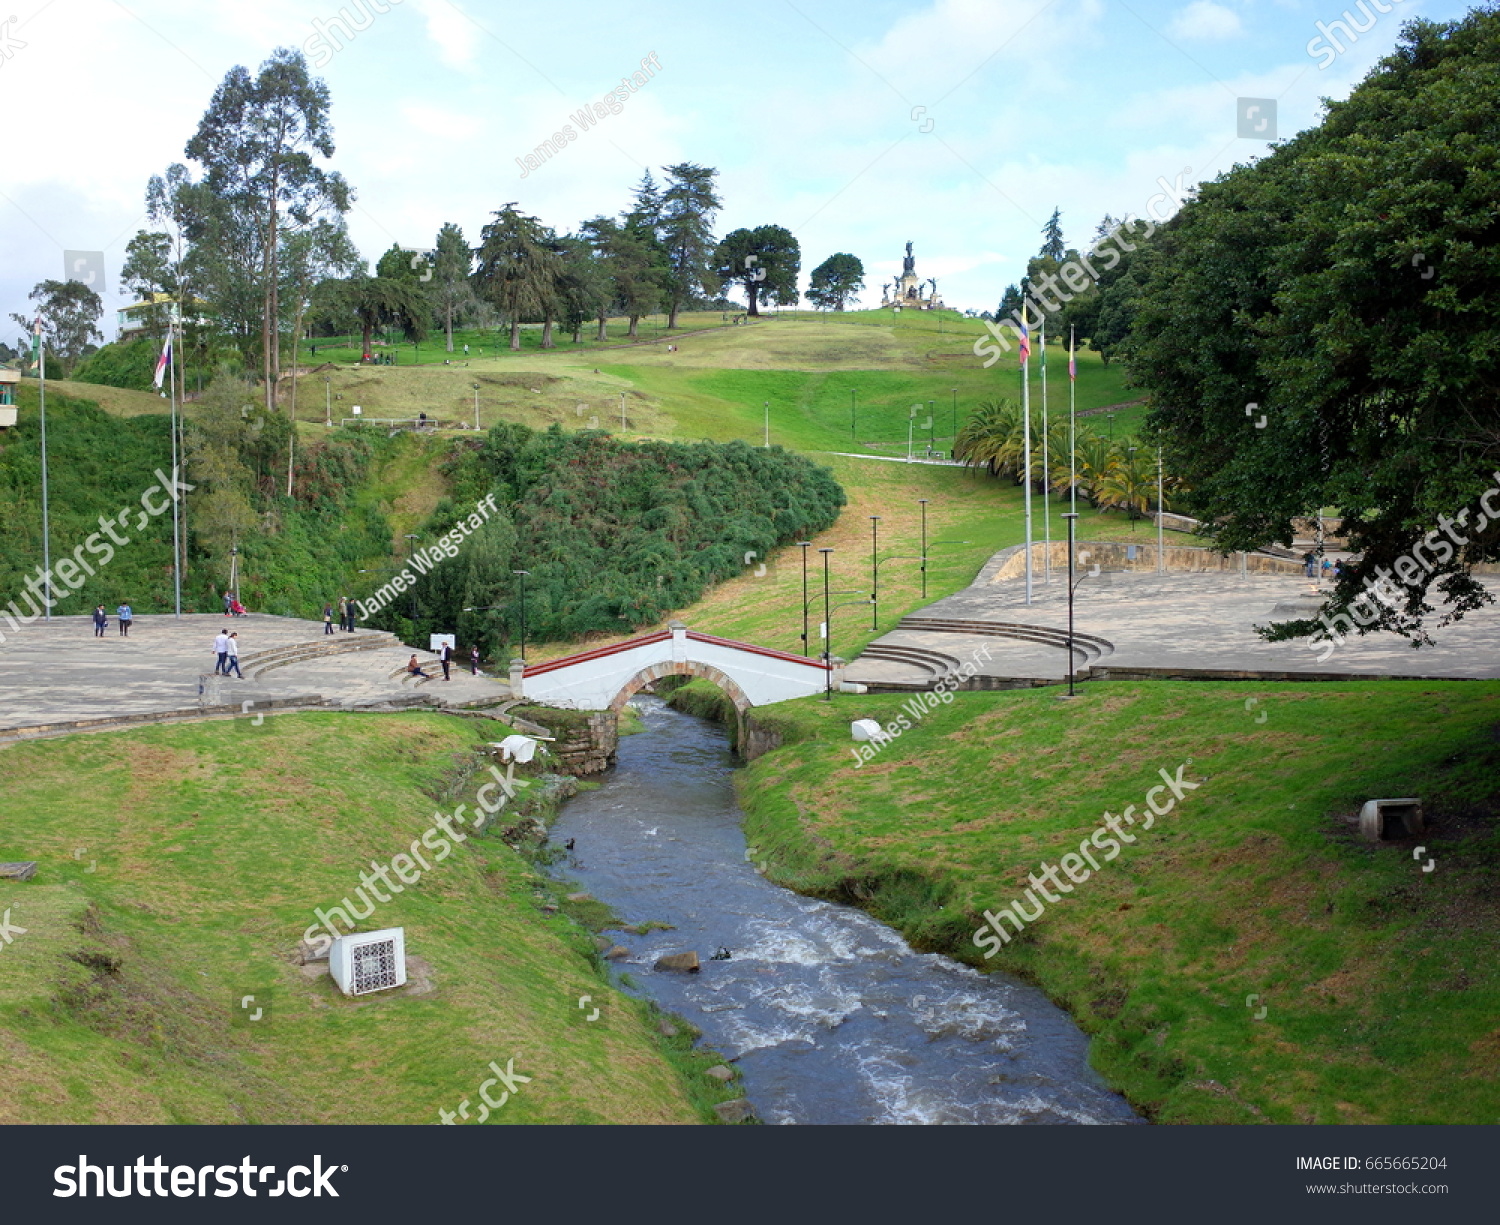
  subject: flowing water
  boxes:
[547,697,1142,1126]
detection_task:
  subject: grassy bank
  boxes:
[727,679,1500,1124]
[0,711,729,1124]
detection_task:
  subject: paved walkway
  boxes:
[844,546,1500,689]
[0,614,508,738]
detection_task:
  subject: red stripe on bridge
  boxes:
[522,629,829,678]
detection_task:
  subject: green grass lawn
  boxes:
[0,712,735,1124]
[725,679,1500,1124]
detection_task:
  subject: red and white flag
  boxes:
[152,333,172,391]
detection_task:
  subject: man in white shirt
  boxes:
[224,632,244,679]
[213,630,231,675]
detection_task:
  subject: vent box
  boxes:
[329,927,406,996]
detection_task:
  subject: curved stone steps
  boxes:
[858,643,964,679]
[897,615,1114,662]
[243,631,405,679]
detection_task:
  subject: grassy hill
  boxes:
[0,711,735,1124]
[730,679,1500,1125]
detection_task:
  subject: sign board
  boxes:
[429,633,456,653]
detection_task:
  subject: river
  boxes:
[547,696,1142,1126]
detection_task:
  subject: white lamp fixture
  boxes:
[329,927,406,996]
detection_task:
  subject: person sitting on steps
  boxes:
[407,654,430,680]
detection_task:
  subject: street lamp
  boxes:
[324,376,332,427]
[472,383,480,431]
[927,400,935,457]
[918,499,928,598]
[511,569,531,661]
[820,548,834,699]
[1156,446,1165,575]
[404,534,419,625]
[764,400,770,448]
[950,388,957,443]
[798,541,811,656]
[869,516,880,630]
[850,388,857,442]
[1061,512,1092,699]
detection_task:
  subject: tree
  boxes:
[555,233,610,345]
[658,163,722,328]
[184,47,351,413]
[1040,208,1066,262]
[10,281,103,377]
[345,274,429,357]
[430,223,477,352]
[806,253,865,311]
[1123,6,1500,646]
[713,226,801,316]
[473,204,561,351]
[119,232,176,337]
[581,214,663,341]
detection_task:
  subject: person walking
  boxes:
[117,603,133,637]
[323,603,335,635]
[1303,551,1316,579]
[440,640,452,681]
[338,596,350,633]
[224,632,244,679]
[93,605,108,637]
[470,645,480,676]
[213,629,230,674]
[223,590,233,616]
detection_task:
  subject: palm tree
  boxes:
[1073,432,1121,506]
[1095,444,1155,526]
[954,399,1024,478]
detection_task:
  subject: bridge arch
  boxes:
[609,660,754,715]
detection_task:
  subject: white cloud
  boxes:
[1167,1,1244,42]
[411,0,480,69]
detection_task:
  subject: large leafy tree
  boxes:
[581,214,663,340]
[713,225,800,316]
[10,281,103,377]
[473,204,561,351]
[184,47,351,413]
[430,223,477,352]
[658,163,722,328]
[1124,6,1500,645]
[345,274,430,357]
[806,252,865,311]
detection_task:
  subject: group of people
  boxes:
[91,604,133,637]
[212,629,244,678]
[1303,553,1346,580]
[323,597,358,634]
[407,642,483,682]
[220,591,248,617]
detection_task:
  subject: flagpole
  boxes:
[1041,317,1051,584]
[1069,325,1077,519]
[169,323,182,618]
[1022,306,1033,606]
[37,317,52,622]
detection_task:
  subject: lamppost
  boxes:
[918,499,928,598]
[1156,446,1165,575]
[620,392,626,432]
[1107,412,1115,442]
[404,534,419,625]
[851,388,857,442]
[472,383,480,431]
[1127,446,1140,533]
[325,376,332,427]
[512,569,531,661]
[869,516,880,630]
[763,400,770,448]
[820,547,834,699]
[927,400,935,457]
[798,541,811,656]
[1062,512,1084,698]
[229,542,239,599]
[950,388,957,443]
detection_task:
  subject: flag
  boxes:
[152,333,172,391]
[1069,326,1077,381]
[1018,317,1031,364]
[31,314,41,363]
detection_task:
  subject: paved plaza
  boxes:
[0,614,507,740]
[844,544,1500,690]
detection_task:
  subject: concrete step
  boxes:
[897,616,1113,660]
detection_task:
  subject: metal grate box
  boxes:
[329,927,407,996]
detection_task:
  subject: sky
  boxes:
[0,0,1477,335]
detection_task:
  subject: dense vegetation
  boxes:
[1095,8,1500,641]
[376,424,845,657]
[0,386,391,620]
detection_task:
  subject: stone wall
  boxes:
[508,706,618,775]
[991,541,1303,582]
